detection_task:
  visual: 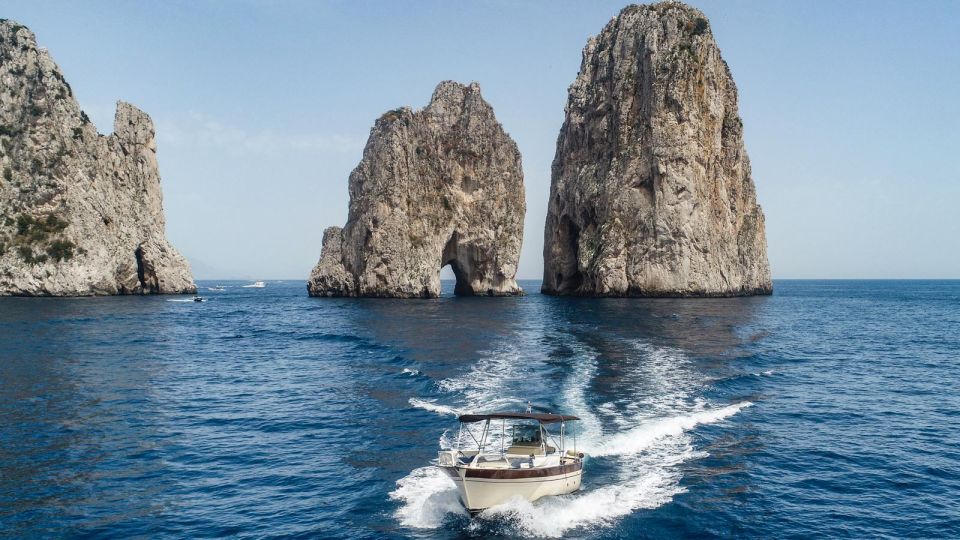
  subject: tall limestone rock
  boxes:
[0,20,195,296]
[308,81,524,298]
[543,3,772,297]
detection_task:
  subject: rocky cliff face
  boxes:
[308,81,524,298]
[543,2,772,297]
[0,20,195,296]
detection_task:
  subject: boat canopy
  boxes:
[457,412,580,424]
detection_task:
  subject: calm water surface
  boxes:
[1,280,958,538]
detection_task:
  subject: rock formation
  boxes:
[0,20,195,296]
[542,2,772,297]
[308,81,524,298]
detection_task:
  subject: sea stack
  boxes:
[0,20,195,296]
[542,3,772,297]
[308,81,525,298]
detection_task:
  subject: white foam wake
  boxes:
[409,398,459,417]
[471,402,749,537]
[437,341,539,414]
[389,466,466,528]
[559,342,603,446]
[586,402,752,458]
[477,446,697,537]
[395,332,753,537]
[391,402,751,537]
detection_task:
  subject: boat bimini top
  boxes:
[457,412,580,424]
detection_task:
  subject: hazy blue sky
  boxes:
[4,1,958,279]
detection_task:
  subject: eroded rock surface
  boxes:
[0,20,195,295]
[543,2,772,297]
[308,81,524,298]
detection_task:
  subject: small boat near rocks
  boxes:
[437,411,584,514]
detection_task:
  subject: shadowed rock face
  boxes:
[0,20,195,296]
[308,81,525,298]
[543,2,772,297]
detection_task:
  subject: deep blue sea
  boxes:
[1,280,958,539]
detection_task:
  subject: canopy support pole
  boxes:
[500,420,505,456]
[561,421,565,455]
[466,423,482,449]
[480,419,490,453]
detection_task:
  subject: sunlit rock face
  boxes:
[543,3,772,297]
[308,81,525,298]
[0,20,195,296]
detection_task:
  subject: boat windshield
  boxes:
[512,424,542,446]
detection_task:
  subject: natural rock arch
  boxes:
[308,81,525,298]
[440,233,470,296]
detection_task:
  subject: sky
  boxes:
[4,0,959,280]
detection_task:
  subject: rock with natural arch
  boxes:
[307,81,525,298]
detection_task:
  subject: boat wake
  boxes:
[391,402,750,537]
[436,341,540,413]
[389,466,466,528]
[409,398,459,417]
[393,336,753,537]
[474,446,692,537]
[586,402,751,458]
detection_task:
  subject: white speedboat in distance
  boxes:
[437,412,584,514]
[208,285,225,291]
[242,281,266,288]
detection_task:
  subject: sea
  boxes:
[1,280,958,539]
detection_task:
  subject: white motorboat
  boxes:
[437,411,584,514]
[208,285,225,291]
[242,281,266,288]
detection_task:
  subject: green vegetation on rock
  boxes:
[46,239,75,262]
[379,108,404,123]
[8,212,75,264]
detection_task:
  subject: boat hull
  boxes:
[440,460,582,513]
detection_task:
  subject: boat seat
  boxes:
[505,445,556,456]
[474,456,511,469]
